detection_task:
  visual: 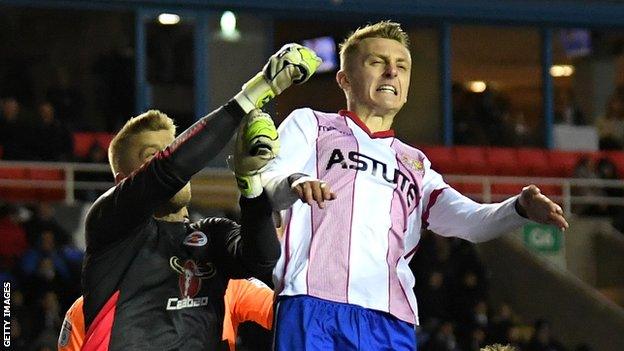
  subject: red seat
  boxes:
[548,150,582,177]
[454,146,488,175]
[491,183,524,196]
[73,132,97,159]
[95,133,114,150]
[419,146,460,174]
[486,147,519,176]
[29,169,65,201]
[517,148,556,177]
[0,167,36,202]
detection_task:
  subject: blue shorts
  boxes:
[273,295,417,351]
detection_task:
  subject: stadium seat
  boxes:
[95,133,114,151]
[547,150,582,177]
[486,147,520,176]
[517,148,556,177]
[29,169,65,201]
[73,132,96,159]
[418,145,460,174]
[0,167,34,201]
[454,146,488,175]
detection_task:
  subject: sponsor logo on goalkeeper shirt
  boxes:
[167,257,215,310]
[166,296,210,310]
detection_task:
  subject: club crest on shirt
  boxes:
[183,231,208,247]
[58,318,72,347]
[400,154,424,173]
[169,257,216,298]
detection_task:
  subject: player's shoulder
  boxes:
[191,217,239,232]
[392,139,427,159]
[287,108,341,123]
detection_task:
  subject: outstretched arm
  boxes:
[87,45,321,249]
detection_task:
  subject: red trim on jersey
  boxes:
[338,110,395,139]
[421,188,447,230]
[82,290,120,351]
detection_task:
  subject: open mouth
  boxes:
[376,84,398,96]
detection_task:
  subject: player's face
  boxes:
[341,38,411,117]
[129,130,192,211]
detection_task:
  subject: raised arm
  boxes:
[86,45,321,249]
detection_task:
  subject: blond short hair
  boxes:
[108,110,176,175]
[481,344,518,351]
[339,20,410,70]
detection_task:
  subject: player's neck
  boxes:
[352,107,395,133]
[155,207,189,222]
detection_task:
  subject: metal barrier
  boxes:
[1,161,624,214]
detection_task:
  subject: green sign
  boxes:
[523,223,563,253]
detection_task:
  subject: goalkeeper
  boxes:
[80,44,321,351]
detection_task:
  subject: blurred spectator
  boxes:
[93,48,135,132]
[554,89,586,126]
[489,304,515,344]
[21,230,70,278]
[466,327,488,351]
[46,68,86,131]
[75,141,114,201]
[526,319,566,351]
[595,157,624,232]
[572,156,605,215]
[10,317,27,351]
[31,291,63,351]
[34,101,74,161]
[427,321,460,351]
[418,270,452,333]
[0,96,37,160]
[0,203,28,269]
[596,90,624,150]
[24,202,71,247]
[453,83,488,145]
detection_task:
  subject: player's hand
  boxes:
[231,109,279,175]
[262,43,322,95]
[291,178,336,209]
[228,109,279,198]
[235,44,322,112]
[517,185,569,231]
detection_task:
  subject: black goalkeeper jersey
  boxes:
[81,102,279,350]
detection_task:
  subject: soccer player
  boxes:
[80,44,321,350]
[261,21,568,350]
[58,278,273,351]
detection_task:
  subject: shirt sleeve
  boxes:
[228,278,274,330]
[421,157,529,243]
[198,193,280,279]
[86,101,245,250]
[58,296,85,351]
[261,108,319,210]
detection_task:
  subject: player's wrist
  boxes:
[235,73,275,114]
[236,173,263,198]
[514,196,528,218]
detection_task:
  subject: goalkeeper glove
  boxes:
[234,43,322,113]
[229,109,280,198]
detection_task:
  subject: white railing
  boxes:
[444,174,624,215]
[1,161,624,214]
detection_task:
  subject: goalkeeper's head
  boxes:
[109,110,192,214]
[336,21,412,122]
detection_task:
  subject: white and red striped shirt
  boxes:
[262,108,527,324]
